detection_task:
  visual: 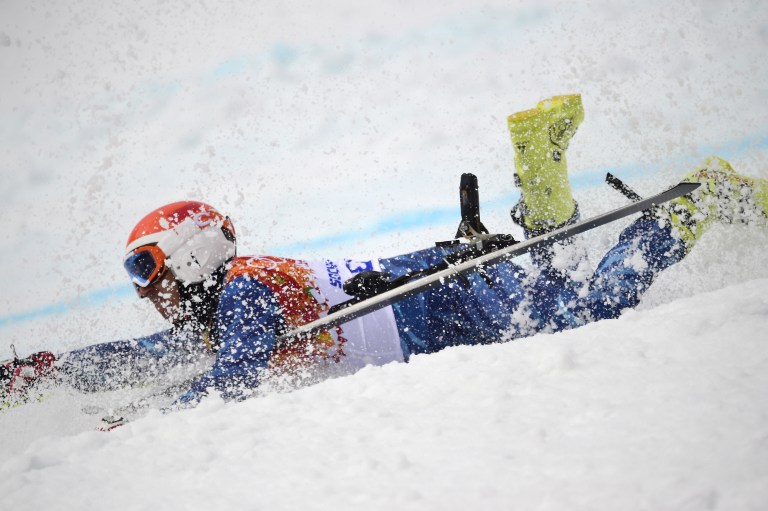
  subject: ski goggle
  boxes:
[124,244,168,288]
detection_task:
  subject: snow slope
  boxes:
[2,278,767,510]
[2,0,768,508]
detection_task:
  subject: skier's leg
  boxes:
[379,245,535,359]
[577,156,768,322]
[508,94,583,231]
[388,94,591,345]
[574,217,686,322]
[507,94,592,330]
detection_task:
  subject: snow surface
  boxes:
[2,0,768,508]
[2,279,768,510]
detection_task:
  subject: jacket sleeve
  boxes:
[57,328,184,392]
[174,276,283,406]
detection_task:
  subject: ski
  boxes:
[277,180,700,344]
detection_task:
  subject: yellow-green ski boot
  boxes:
[508,94,584,234]
[668,156,768,250]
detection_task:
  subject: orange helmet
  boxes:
[124,201,236,287]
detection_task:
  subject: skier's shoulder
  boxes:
[218,255,321,319]
[224,255,315,288]
[220,255,331,332]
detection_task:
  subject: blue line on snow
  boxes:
[1,134,767,329]
[0,285,136,329]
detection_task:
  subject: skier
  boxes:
[3,94,767,410]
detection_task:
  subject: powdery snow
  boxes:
[2,278,767,510]
[1,0,768,509]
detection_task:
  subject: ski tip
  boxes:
[676,181,701,193]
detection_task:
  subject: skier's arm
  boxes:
[2,327,200,406]
[56,328,193,392]
[174,276,283,406]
